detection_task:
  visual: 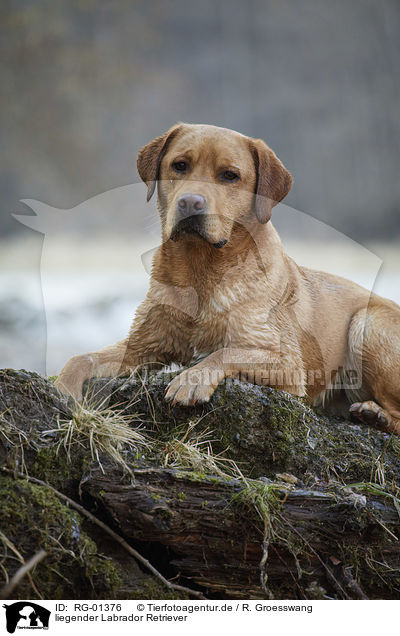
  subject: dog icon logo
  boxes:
[3,602,50,634]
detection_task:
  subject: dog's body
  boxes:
[56,124,400,435]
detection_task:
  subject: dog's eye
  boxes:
[172,161,188,173]
[220,170,239,182]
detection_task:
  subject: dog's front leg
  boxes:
[55,300,193,401]
[55,336,177,401]
[165,348,306,405]
[54,338,140,401]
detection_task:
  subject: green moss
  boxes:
[231,480,285,533]
[0,474,120,599]
[32,445,86,492]
[174,469,230,483]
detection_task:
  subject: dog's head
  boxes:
[137,123,292,248]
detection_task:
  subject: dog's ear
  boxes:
[250,138,293,223]
[137,125,182,201]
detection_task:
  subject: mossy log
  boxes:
[88,372,400,484]
[1,369,400,600]
[82,463,400,599]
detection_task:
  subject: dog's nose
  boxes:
[177,193,206,217]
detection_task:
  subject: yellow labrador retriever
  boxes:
[56,123,400,435]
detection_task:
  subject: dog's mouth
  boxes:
[170,217,227,248]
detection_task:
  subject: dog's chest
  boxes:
[191,284,278,353]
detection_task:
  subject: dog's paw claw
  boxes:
[349,400,389,430]
[164,369,215,406]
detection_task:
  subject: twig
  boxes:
[0,550,47,599]
[374,518,398,541]
[0,531,43,599]
[1,466,206,600]
[259,527,272,598]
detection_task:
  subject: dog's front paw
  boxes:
[165,367,218,406]
[55,353,96,402]
[349,400,389,431]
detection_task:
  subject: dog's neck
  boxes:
[153,221,286,294]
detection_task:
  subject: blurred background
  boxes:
[0,0,399,374]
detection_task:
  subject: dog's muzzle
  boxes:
[170,194,227,248]
[170,216,227,248]
[170,214,209,242]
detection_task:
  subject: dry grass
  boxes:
[161,420,240,478]
[43,378,240,478]
[45,394,150,475]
